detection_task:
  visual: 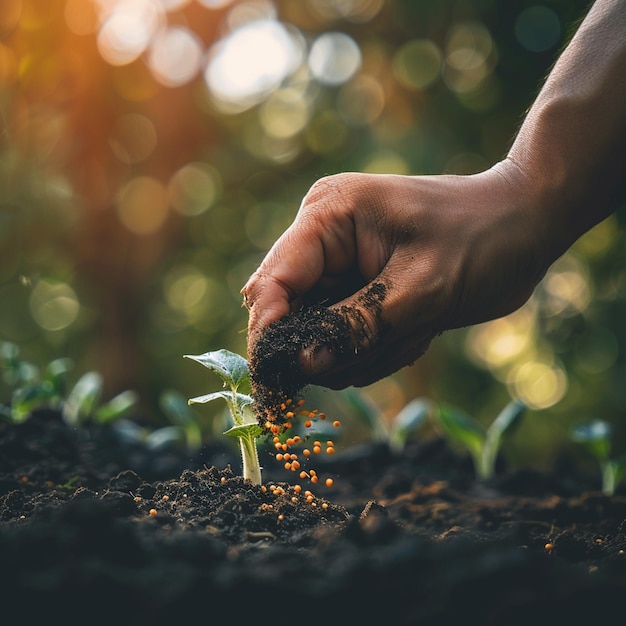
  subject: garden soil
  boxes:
[2,408,626,626]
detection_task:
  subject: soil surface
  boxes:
[2,407,626,626]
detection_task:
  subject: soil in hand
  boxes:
[248,304,351,423]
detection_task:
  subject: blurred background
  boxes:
[1,0,625,468]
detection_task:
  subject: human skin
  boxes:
[242,0,626,389]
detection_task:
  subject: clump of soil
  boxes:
[248,304,351,423]
[249,282,389,425]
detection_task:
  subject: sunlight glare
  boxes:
[204,18,303,112]
[97,0,164,66]
[147,26,203,87]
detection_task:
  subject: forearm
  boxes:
[505,0,626,258]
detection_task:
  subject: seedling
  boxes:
[571,419,626,496]
[185,349,263,485]
[185,349,343,488]
[433,398,527,480]
[341,387,432,452]
[0,340,137,425]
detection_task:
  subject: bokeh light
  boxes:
[337,74,385,125]
[168,163,221,216]
[509,360,567,410]
[444,22,496,94]
[29,280,80,332]
[466,308,535,373]
[259,88,310,139]
[116,176,169,234]
[308,32,361,86]
[147,26,203,87]
[204,18,304,112]
[306,0,384,24]
[392,39,442,91]
[515,6,561,53]
[96,0,164,66]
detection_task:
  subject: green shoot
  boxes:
[340,388,431,451]
[185,349,262,485]
[159,389,203,453]
[1,341,137,425]
[433,398,527,480]
[572,419,626,496]
[388,398,432,453]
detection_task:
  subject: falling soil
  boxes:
[249,304,352,423]
[249,283,388,424]
[2,407,626,625]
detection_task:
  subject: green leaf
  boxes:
[45,358,74,397]
[145,425,186,451]
[94,390,138,423]
[481,399,527,479]
[188,390,253,409]
[434,402,486,461]
[487,399,526,439]
[62,372,103,425]
[10,381,55,422]
[572,420,612,461]
[184,349,249,390]
[611,455,626,488]
[389,398,431,452]
[224,423,263,439]
[159,390,203,452]
[342,387,389,441]
[161,389,198,426]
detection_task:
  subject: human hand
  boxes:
[242,162,552,389]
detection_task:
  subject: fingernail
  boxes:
[300,345,335,377]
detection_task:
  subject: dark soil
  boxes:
[2,407,626,626]
[249,304,353,422]
[249,291,388,423]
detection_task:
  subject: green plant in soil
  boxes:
[572,419,626,496]
[185,349,263,485]
[0,340,137,425]
[340,387,432,452]
[433,398,527,480]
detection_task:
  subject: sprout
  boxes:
[572,419,626,496]
[433,398,527,480]
[185,349,262,485]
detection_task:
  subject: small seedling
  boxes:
[341,387,432,452]
[185,349,262,485]
[432,398,527,480]
[571,419,626,496]
[185,348,342,488]
[0,341,137,425]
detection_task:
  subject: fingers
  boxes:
[309,329,437,389]
[297,282,438,385]
[241,224,326,345]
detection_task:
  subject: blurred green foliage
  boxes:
[1,0,624,469]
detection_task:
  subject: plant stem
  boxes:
[239,432,262,485]
[601,461,615,496]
